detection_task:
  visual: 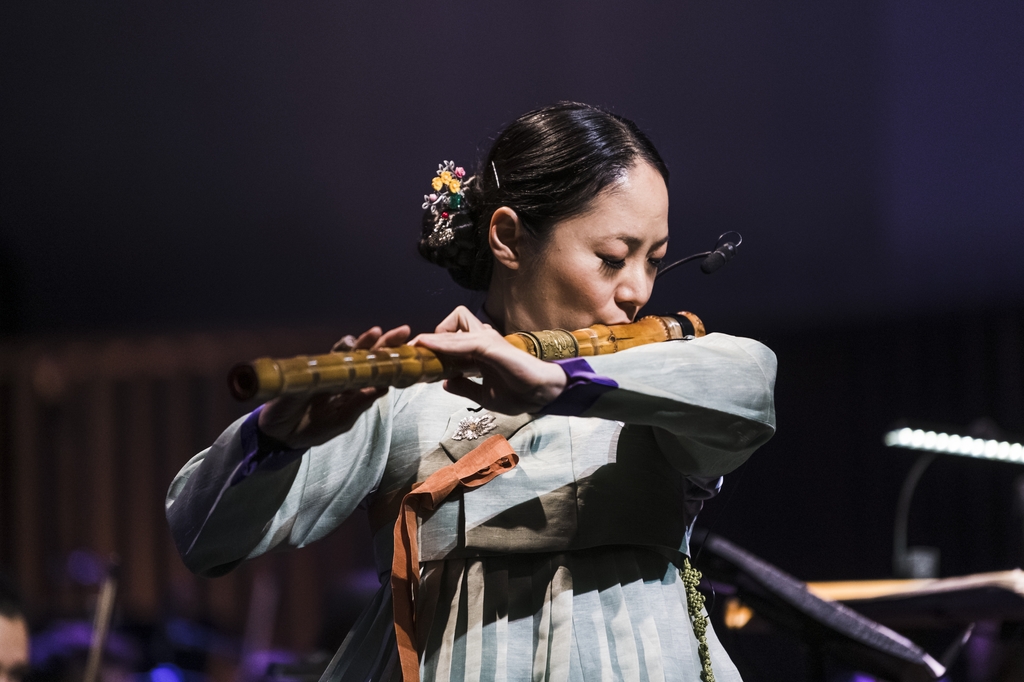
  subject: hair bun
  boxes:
[417,164,491,290]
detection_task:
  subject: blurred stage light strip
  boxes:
[884,427,1024,464]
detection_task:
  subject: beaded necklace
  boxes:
[681,558,717,682]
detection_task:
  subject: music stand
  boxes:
[690,530,945,682]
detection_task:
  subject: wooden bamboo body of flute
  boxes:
[228,312,704,402]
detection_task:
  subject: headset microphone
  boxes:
[656,232,743,280]
[699,241,738,274]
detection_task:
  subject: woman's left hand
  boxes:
[410,306,567,415]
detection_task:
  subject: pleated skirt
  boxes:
[321,546,742,682]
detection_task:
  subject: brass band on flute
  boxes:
[227,311,706,402]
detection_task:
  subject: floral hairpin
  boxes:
[422,160,467,245]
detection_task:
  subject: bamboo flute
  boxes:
[228,311,705,402]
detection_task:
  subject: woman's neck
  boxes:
[483,272,527,334]
[482,292,511,335]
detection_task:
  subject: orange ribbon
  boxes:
[390,434,519,682]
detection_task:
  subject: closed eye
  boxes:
[600,256,626,270]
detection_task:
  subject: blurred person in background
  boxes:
[0,574,29,682]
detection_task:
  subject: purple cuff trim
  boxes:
[231,405,305,486]
[541,358,619,417]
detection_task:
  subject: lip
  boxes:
[595,316,633,327]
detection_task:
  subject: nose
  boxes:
[615,262,653,320]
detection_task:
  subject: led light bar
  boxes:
[884,427,1024,464]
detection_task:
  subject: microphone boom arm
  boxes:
[655,252,711,280]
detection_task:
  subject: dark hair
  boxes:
[419,102,669,290]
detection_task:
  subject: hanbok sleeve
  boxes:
[165,390,395,577]
[576,332,777,477]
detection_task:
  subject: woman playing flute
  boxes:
[166,102,777,682]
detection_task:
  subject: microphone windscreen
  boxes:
[700,242,737,274]
[700,250,727,274]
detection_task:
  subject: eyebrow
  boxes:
[614,235,669,250]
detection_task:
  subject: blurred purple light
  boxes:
[66,549,105,586]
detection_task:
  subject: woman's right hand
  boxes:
[256,324,411,450]
[410,306,568,415]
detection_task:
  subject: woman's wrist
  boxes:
[537,360,568,407]
[539,358,619,417]
[234,406,305,485]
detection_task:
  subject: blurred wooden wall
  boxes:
[0,329,377,653]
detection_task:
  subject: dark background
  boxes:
[3,1,1021,337]
[2,0,1023,675]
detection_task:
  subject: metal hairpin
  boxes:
[491,161,501,189]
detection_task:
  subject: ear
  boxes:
[488,207,526,271]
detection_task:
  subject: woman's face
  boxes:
[502,162,670,332]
